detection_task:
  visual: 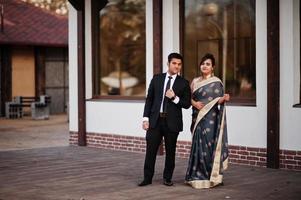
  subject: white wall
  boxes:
[86,101,145,136]
[280,0,301,151]
[68,3,78,132]
[162,0,180,72]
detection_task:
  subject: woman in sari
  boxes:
[185,53,230,189]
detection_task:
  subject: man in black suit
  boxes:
[138,53,191,186]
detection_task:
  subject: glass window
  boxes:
[182,0,256,104]
[95,0,146,97]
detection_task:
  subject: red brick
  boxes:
[294,166,301,171]
[256,162,266,167]
[177,153,185,157]
[71,132,301,171]
[286,165,295,169]
[229,154,239,159]
[229,158,238,163]
[237,160,249,165]
[240,146,247,150]
[259,148,267,153]
[228,145,240,150]
[249,161,256,165]
[185,146,191,150]
[177,149,187,153]
[229,150,237,154]
[247,156,259,161]
[285,155,294,160]
[257,153,266,157]
[247,147,260,152]
[239,151,249,155]
[294,156,301,161]
[283,160,297,165]
[283,150,297,155]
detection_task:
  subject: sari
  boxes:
[185,76,229,189]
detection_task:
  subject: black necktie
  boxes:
[163,76,172,112]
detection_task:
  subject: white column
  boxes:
[85,0,92,99]
[68,3,78,131]
[162,0,180,72]
[146,0,153,91]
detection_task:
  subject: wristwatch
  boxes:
[171,95,176,101]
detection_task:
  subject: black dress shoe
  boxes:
[138,180,152,186]
[163,179,173,186]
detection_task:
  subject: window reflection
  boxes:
[183,0,256,104]
[98,0,146,96]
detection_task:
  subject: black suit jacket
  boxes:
[143,73,191,132]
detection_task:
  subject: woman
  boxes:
[185,53,230,189]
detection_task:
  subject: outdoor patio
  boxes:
[0,116,300,200]
[1,146,301,200]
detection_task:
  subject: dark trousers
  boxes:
[143,116,179,182]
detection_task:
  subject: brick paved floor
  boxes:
[0,115,300,200]
[0,115,68,151]
[0,146,301,200]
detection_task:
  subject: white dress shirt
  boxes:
[143,73,179,122]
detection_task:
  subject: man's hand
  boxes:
[165,89,175,99]
[142,121,149,130]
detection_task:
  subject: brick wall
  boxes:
[70,131,301,171]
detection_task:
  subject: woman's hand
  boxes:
[224,94,230,101]
[193,101,205,110]
[218,93,230,104]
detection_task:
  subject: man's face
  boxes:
[167,58,182,75]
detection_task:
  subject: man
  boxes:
[139,53,191,187]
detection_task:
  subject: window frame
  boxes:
[293,0,301,107]
[179,0,257,106]
[90,0,157,101]
[296,0,301,107]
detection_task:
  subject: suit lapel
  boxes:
[172,75,180,92]
[159,73,166,97]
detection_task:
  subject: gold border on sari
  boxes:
[186,108,228,189]
[187,76,228,189]
[192,76,222,93]
[191,97,220,134]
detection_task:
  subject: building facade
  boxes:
[0,0,68,116]
[68,0,301,171]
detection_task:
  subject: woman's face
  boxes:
[200,58,213,76]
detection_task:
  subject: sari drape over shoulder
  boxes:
[185,76,229,189]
